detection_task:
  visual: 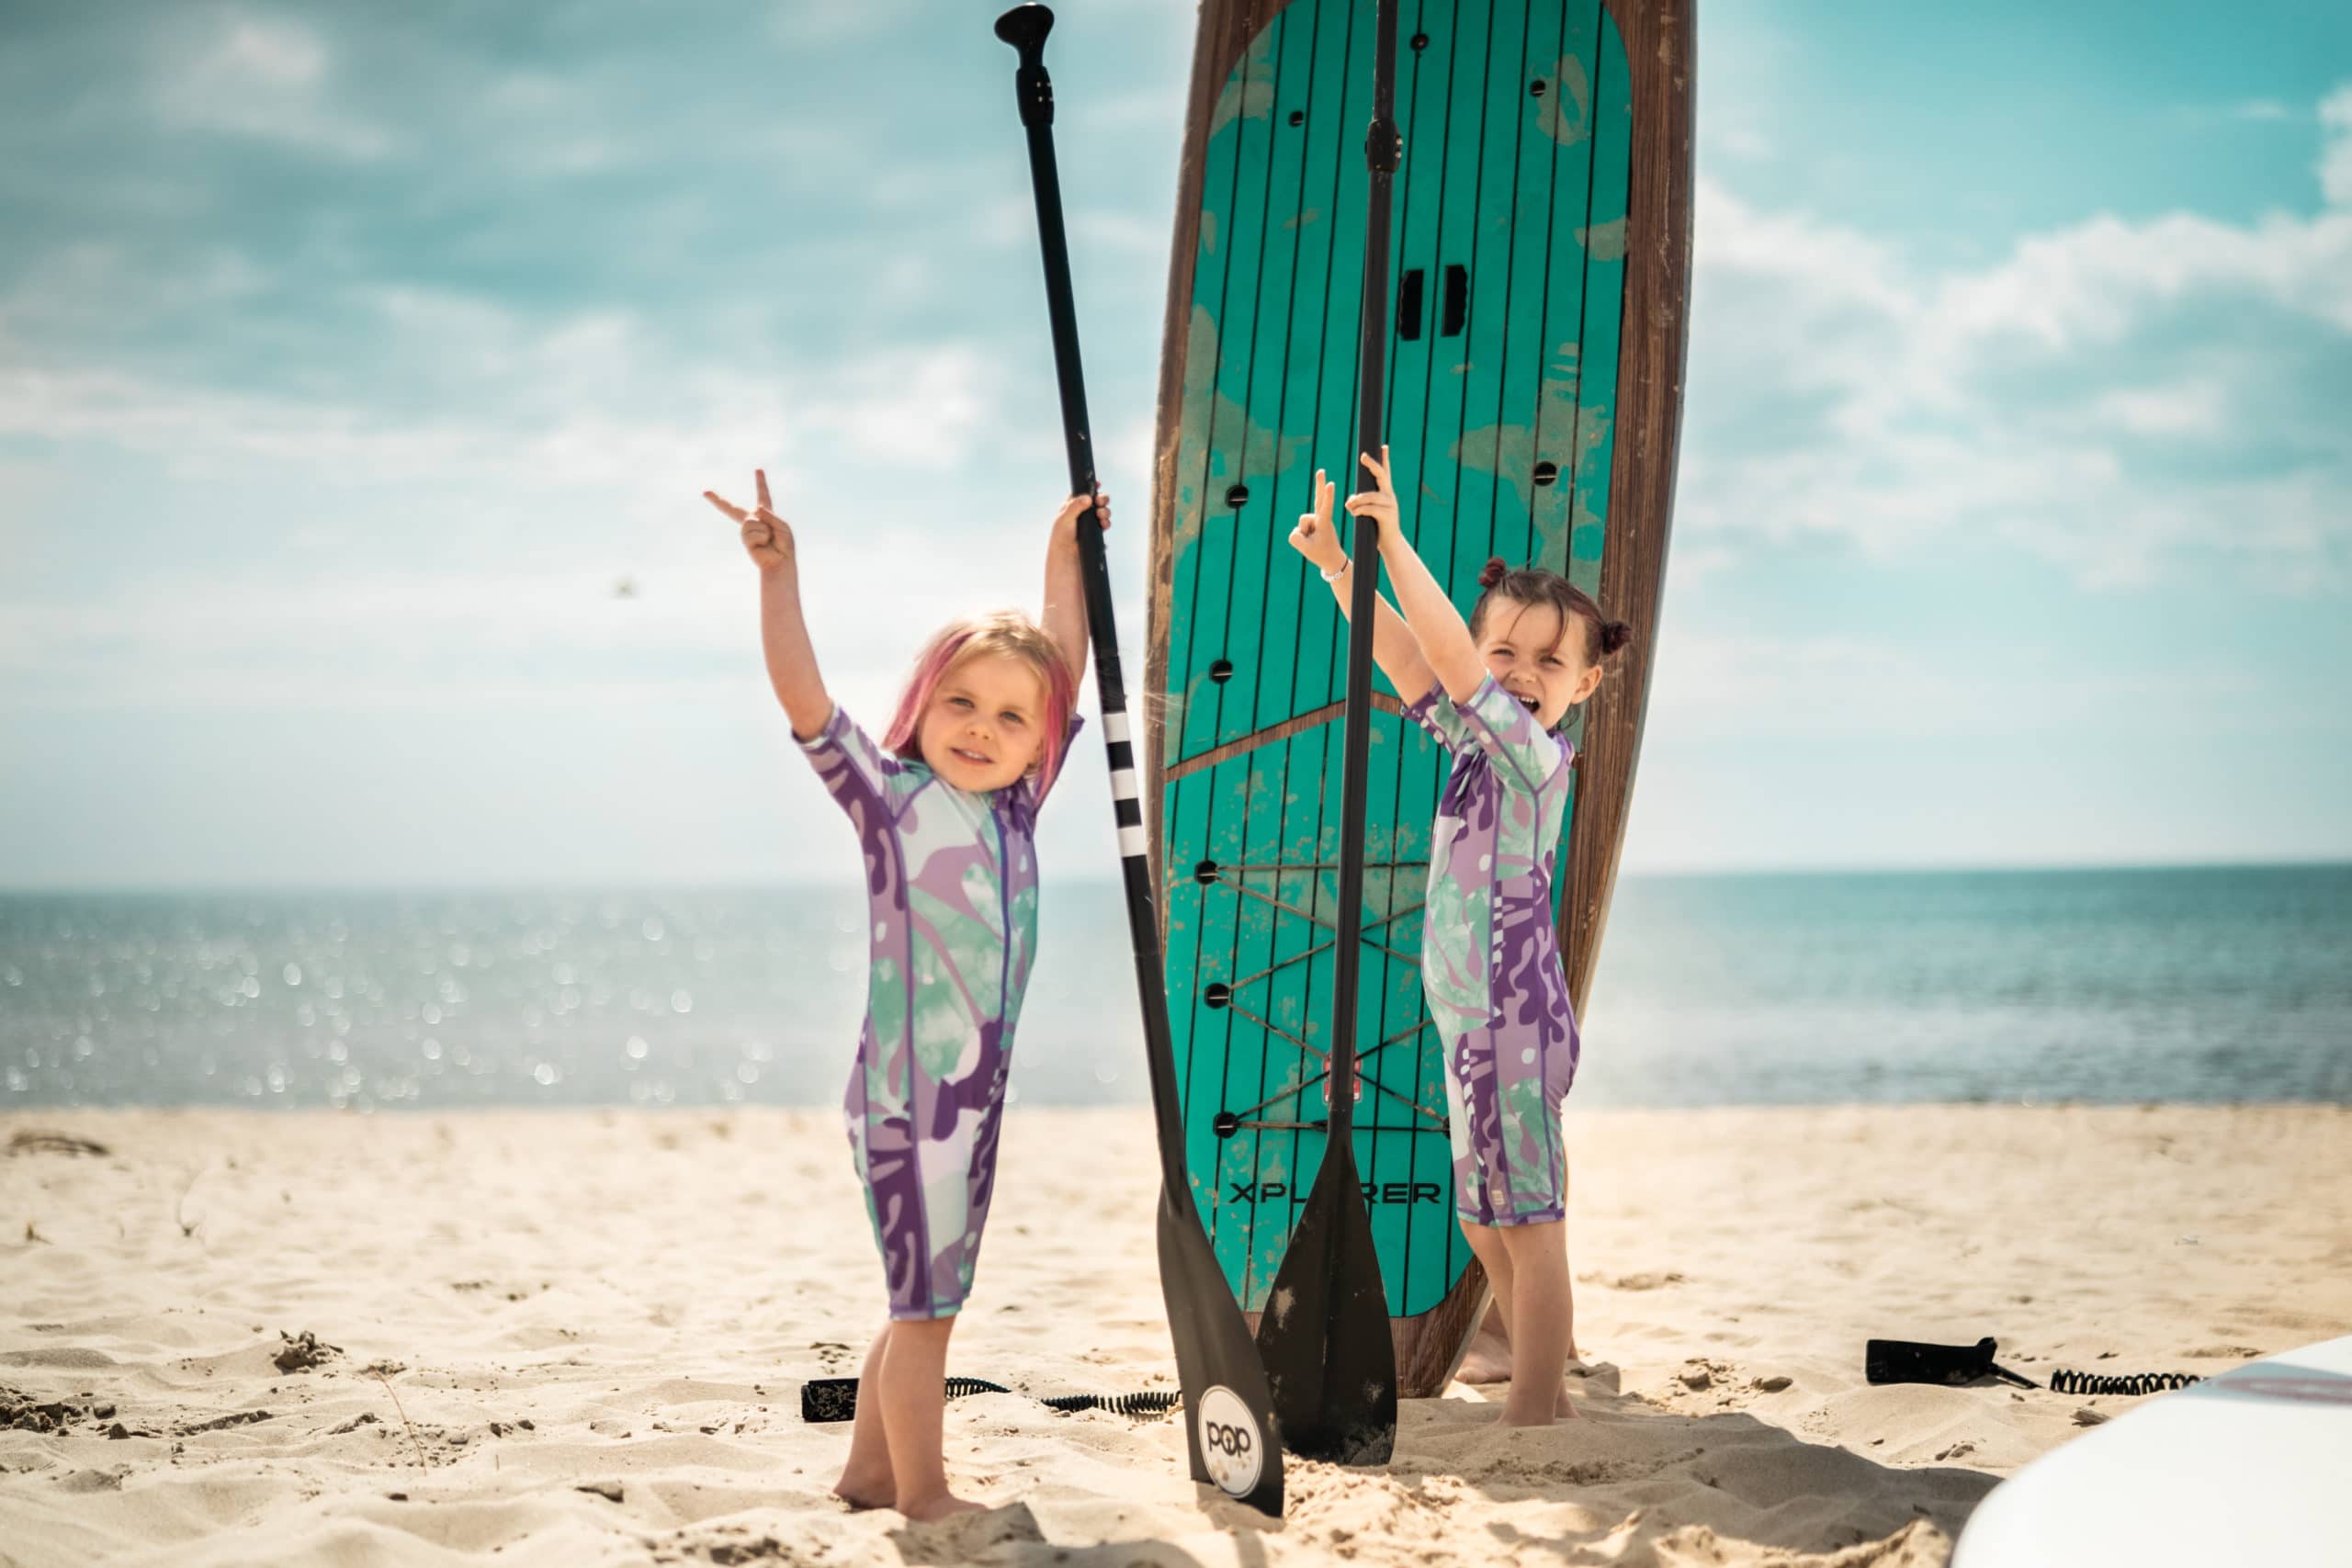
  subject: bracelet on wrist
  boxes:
[1320,558,1351,582]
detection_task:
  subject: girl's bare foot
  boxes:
[1455,1313,1591,1386]
[831,1472,895,1511]
[899,1492,987,1522]
[1454,1321,1513,1384]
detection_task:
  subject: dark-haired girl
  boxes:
[1288,448,1633,1426]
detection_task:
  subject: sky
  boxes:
[0,0,2346,886]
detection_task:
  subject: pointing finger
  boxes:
[754,469,773,513]
[704,491,748,523]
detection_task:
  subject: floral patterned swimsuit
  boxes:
[798,705,1079,1318]
[1406,675,1578,1226]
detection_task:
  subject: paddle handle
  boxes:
[1326,0,1402,1145]
[996,3,1196,1210]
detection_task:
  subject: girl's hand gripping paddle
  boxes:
[991,2,1283,1516]
[1249,0,1402,1468]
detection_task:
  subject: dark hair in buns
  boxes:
[1467,557,1634,665]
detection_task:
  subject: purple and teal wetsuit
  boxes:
[797,705,1079,1319]
[1405,674,1579,1227]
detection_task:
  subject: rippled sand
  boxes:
[3,1103,2346,1566]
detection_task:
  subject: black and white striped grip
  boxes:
[1101,705,1147,860]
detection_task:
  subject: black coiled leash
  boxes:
[2044,1366,2201,1397]
[1867,1337,2201,1396]
[799,1376,1179,1424]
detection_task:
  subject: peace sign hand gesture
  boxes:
[1287,468,1345,572]
[703,469,796,575]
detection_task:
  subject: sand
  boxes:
[3,1103,2347,1567]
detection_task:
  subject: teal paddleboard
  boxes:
[1144,0,1691,1396]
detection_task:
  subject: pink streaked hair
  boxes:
[882,611,1079,790]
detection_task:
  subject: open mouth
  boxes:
[1509,691,1541,714]
[952,747,994,767]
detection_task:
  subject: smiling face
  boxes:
[1476,595,1604,730]
[916,651,1049,793]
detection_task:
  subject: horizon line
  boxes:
[3,855,2348,897]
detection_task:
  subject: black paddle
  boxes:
[991,3,1283,1517]
[1250,0,1402,1467]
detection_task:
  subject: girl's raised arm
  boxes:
[1347,446,1484,705]
[704,470,833,741]
[1287,468,1434,702]
[1040,491,1109,687]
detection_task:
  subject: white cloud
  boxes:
[2092,382,2225,438]
[157,10,395,160]
[0,299,993,495]
[773,0,920,44]
[0,271,1028,716]
[1708,125,1774,163]
[2233,99,2292,122]
[1074,209,1170,255]
[1076,88,1189,133]
[1645,630,2266,741]
[0,243,270,344]
[1681,84,2352,589]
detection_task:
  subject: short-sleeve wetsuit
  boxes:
[1405,674,1579,1227]
[797,705,1080,1318]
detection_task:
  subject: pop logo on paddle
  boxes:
[1193,1385,1262,1496]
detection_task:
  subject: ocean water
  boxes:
[3,866,2347,1111]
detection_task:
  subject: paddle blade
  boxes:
[1254,1141,1397,1464]
[1157,1193,1283,1515]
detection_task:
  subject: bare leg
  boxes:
[875,1314,983,1520]
[1454,1299,1513,1384]
[1498,1219,1575,1425]
[831,1323,898,1509]
[1461,1219,1518,1341]
[1560,1150,1584,1366]
[1462,1155,1586,1393]
[1458,1220,1523,1392]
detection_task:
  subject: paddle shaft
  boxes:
[992,5,1286,1511]
[1242,0,1402,1469]
[1329,0,1402,1146]
[1001,13,1193,1213]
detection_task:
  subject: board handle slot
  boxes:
[1442,265,1468,337]
[1396,268,1424,341]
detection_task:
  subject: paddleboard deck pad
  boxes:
[1144,0,1691,1396]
